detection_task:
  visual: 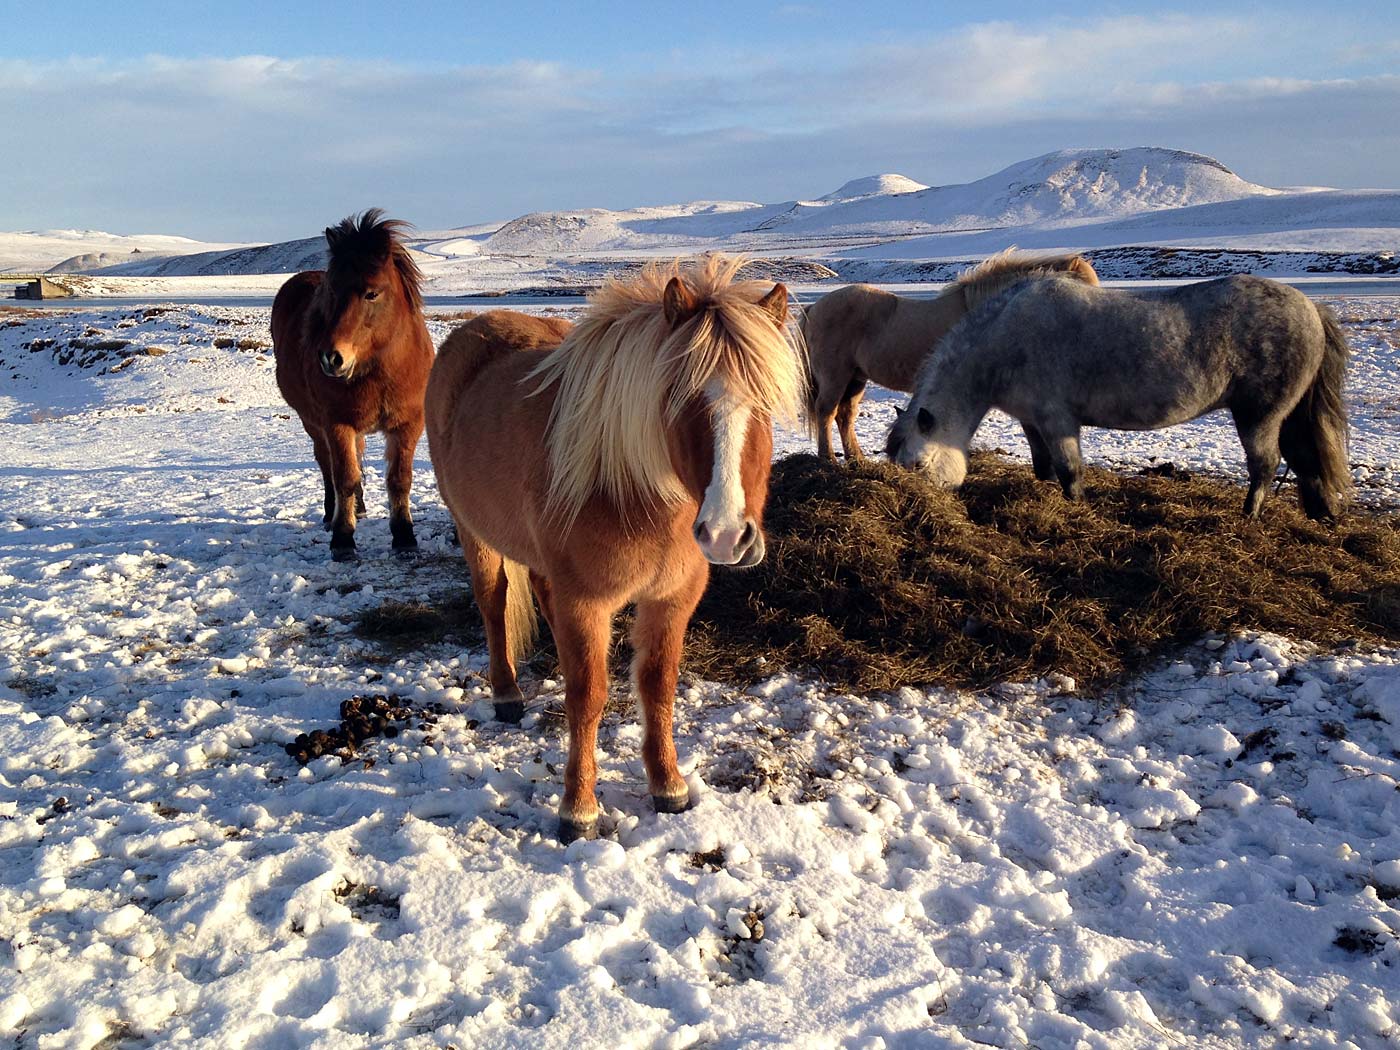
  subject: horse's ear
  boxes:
[894,405,905,418]
[917,407,936,433]
[324,226,341,250]
[663,276,699,327]
[758,283,789,325]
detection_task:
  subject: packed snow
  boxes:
[1,293,1399,1049]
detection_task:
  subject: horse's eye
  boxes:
[917,407,936,433]
[364,290,380,302]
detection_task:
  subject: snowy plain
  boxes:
[1,293,1399,1050]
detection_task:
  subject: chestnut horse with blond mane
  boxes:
[802,248,1098,474]
[426,256,802,842]
[272,210,434,561]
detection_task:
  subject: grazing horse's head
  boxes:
[314,209,422,380]
[885,402,969,488]
[529,256,803,566]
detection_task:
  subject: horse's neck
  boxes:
[920,331,992,443]
[375,303,425,357]
[878,293,966,388]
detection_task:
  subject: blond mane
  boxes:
[528,255,804,527]
[940,247,1099,311]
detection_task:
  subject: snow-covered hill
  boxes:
[0,229,247,274]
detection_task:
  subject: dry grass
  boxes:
[355,594,482,650]
[425,309,482,322]
[353,453,1398,694]
[684,454,1400,691]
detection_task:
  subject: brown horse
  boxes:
[802,249,1099,474]
[426,257,803,842]
[272,210,434,561]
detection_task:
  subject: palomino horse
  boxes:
[272,210,434,561]
[426,257,802,841]
[802,249,1098,472]
[887,273,1352,520]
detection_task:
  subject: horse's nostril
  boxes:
[694,521,710,544]
[739,520,755,547]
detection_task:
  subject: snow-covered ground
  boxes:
[2,297,1400,1049]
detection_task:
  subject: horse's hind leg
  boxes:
[551,596,612,842]
[529,570,555,636]
[325,423,363,560]
[813,388,840,462]
[1022,423,1056,482]
[1233,413,1283,518]
[303,423,335,526]
[462,535,526,719]
[631,563,707,815]
[835,374,868,463]
[384,422,422,551]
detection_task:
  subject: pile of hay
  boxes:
[685,454,1400,691]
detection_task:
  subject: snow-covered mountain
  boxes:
[482,147,1284,253]
[12,148,1395,293]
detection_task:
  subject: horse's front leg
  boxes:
[354,434,367,516]
[1044,426,1085,502]
[384,422,422,551]
[325,423,363,560]
[631,564,708,814]
[552,598,613,843]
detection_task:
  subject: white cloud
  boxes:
[1,14,1396,238]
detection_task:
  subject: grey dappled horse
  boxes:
[885,274,1352,520]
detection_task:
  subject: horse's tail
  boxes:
[503,558,539,672]
[1279,303,1352,520]
[795,299,820,436]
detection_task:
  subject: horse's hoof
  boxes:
[391,521,418,551]
[392,542,418,558]
[558,817,598,845]
[652,791,691,815]
[494,698,525,724]
[330,545,358,563]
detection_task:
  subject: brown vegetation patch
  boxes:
[683,454,1400,692]
[354,593,482,649]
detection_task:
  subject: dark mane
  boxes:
[324,208,424,311]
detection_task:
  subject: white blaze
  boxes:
[695,381,752,565]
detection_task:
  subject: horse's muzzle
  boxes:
[696,518,764,567]
[319,348,351,379]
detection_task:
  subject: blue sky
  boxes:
[3,1,1399,240]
